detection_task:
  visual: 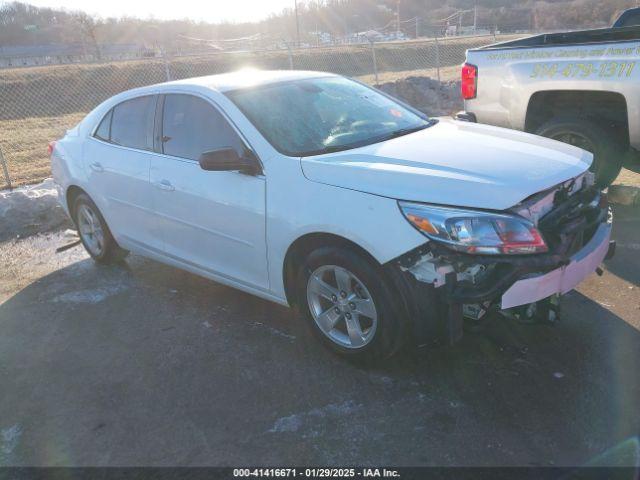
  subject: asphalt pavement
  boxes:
[0,206,638,467]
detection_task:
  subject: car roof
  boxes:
[158,70,337,93]
[86,70,339,130]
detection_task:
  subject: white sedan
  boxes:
[51,70,614,360]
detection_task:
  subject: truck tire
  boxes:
[296,246,408,362]
[73,193,129,264]
[536,118,625,187]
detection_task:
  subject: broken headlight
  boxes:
[399,202,548,255]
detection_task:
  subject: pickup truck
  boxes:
[459,15,640,186]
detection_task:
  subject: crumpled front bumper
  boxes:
[434,186,614,310]
[500,221,612,309]
[390,186,615,346]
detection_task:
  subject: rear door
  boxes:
[84,94,162,251]
[149,93,268,290]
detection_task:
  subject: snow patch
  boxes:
[0,178,71,242]
[252,322,296,341]
[268,400,360,433]
[270,415,304,433]
[51,285,127,304]
[0,424,22,464]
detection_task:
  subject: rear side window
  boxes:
[94,109,112,141]
[161,94,244,161]
[110,95,156,151]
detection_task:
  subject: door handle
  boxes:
[89,162,104,172]
[154,179,175,191]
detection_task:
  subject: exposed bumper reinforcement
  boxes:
[500,222,612,309]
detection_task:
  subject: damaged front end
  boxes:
[393,172,615,345]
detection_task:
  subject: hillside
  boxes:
[0,0,637,53]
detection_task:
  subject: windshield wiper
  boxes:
[380,124,430,141]
[303,122,434,157]
[306,144,355,156]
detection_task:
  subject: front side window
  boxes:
[225,76,432,156]
[109,95,156,151]
[161,94,244,161]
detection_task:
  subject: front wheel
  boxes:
[536,117,625,187]
[296,246,408,361]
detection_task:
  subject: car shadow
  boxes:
[622,154,640,174]
[605,204,640,286]
[1,249,640,466]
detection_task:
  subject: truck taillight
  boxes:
[48,141,56,157]
[461,63,477,100]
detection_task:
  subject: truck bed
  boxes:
[475,25,640,51]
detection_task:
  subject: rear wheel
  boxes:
[536,117,625,187]
[73,193,128,264]
[296,246,407,361]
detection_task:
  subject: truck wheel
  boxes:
[73,193,129,264]
[296,246,408,361]
[536,118,625,187]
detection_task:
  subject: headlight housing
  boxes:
[399,202,548,255]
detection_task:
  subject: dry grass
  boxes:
[0,113,85,187]
[616,164,640,187]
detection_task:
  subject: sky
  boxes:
[24,0,297,23]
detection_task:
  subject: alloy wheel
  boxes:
[77,204,105,256]
[306,265,378,349]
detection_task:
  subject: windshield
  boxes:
[225,76,432,156]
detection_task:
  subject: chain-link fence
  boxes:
[0,33,523,189]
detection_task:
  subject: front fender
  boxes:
[266,168,427,301]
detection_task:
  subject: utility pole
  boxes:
[396,0,400,38]
[294,0,301,47]
[415,16,419,38]
[473,0,478,34]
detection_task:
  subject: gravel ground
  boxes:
[0,202,638,466]
[617,158,640,188]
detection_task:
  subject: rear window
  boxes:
[109,95,156,151]
[617,11,640,27]
[94,109,112,141]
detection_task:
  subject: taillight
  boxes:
[48,141,56,157]
[461,63,477,100]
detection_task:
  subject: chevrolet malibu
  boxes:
[50,70,615,361]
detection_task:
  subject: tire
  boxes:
[536,117,625,187]
[73,193,128,264]
[295,246,408,361]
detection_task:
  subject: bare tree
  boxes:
[74,11,101,60]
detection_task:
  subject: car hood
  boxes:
[300,119,592,210]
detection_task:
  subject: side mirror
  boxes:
[198,148,259,175]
